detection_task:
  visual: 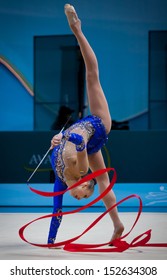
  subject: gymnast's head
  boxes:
[70,178,96,200]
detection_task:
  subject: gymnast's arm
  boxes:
[66,132,89,176]
[76,148,89,176]
[47,178,66,244]
[63,147,89,189]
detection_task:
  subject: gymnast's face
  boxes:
[70,181,94,200]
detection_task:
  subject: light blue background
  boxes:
[1,183,167,212]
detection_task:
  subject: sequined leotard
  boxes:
[47,115,108,244]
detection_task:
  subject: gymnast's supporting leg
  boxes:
[65,4,124,241]
[88,150,124,242]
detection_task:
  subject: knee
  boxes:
[96,174,110,190]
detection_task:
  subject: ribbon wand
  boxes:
[27,116,71,183]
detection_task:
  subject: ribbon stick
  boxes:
[27,147,51,183]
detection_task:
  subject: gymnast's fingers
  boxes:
[51,138,60,148]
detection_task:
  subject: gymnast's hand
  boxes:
[51,133,63,149]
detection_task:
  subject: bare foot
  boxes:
[64,4,81,32]
[109,223,124,246]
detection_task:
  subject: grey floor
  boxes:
[0,212,167,260]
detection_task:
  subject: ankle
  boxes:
[114,222,124,232]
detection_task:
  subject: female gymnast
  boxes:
[47,4,124,245]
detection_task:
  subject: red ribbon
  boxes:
[19,168,167,252]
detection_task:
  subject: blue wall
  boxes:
[1,0,167,130]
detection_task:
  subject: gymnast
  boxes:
[47,4,124,245]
